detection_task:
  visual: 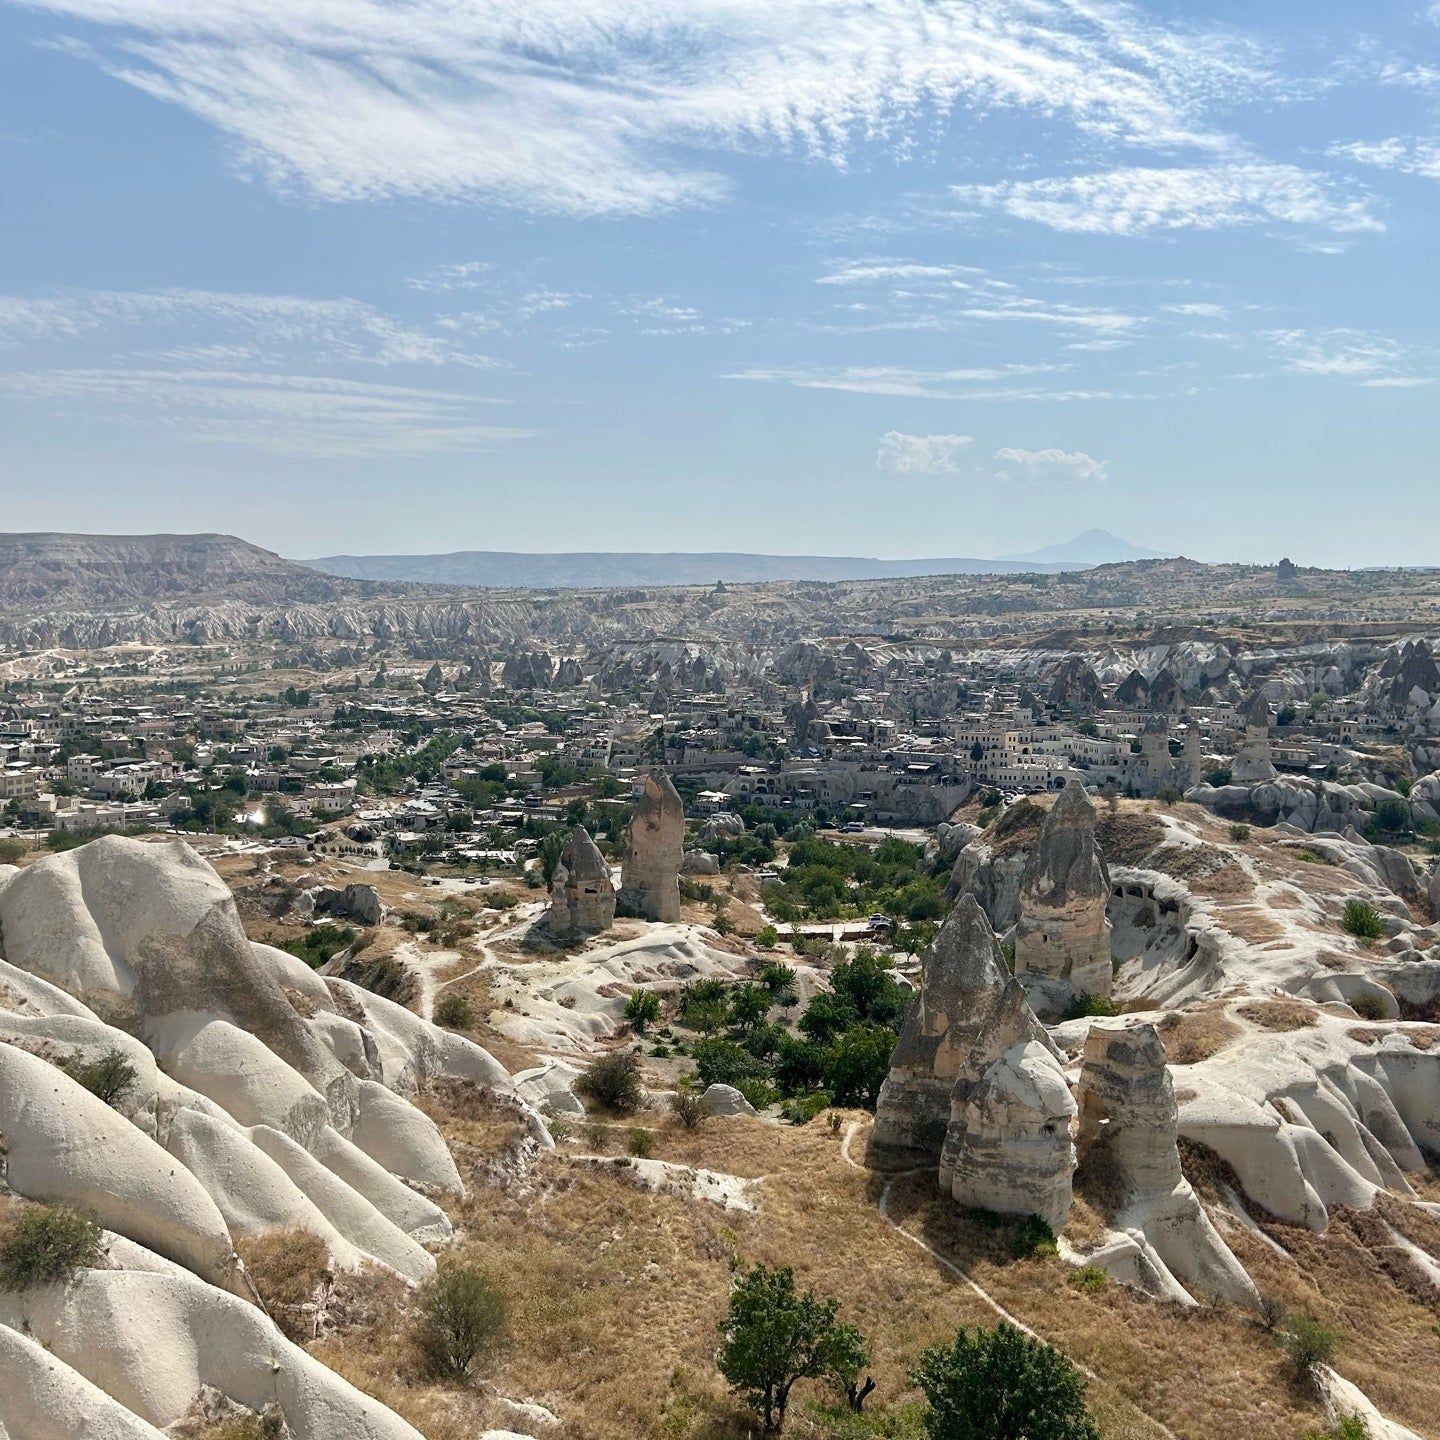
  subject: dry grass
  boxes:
[306,1106,1338,1440]
[1235,1000,1317,1032]
[235,1229,332,1343]
[1156,1007,1241,1065]
[1094,811,1167,867]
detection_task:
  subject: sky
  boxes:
[0,1,1437,566]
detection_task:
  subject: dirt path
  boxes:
[840,1119,1179,1440]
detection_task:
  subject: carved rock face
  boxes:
[618,771,685,923]
[871,896,1008,1158]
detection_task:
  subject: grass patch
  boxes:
[236,1229,331,1343]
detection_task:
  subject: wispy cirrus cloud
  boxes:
[0,288,496,367]
[0,367,532,456]
[953,161,1382,236]
[876,431,972,474]
[723,362,1061,400]
[17,0,1276,215]
[1264,328,1434,387]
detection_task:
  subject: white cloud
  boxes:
[18,0,1273,215]
[1264,328,1433,386]
[1330,137,1440,181]
[0,288,495,367]
[1162,301,1229,318]
[953,162,1381,236]
[405,261,494,293]
[876,431,972,474]
[993,447,1108,483]
[723,362,1062,399]
[0,367,532,457]
[817,259,984,287]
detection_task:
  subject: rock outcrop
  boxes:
[1075,1024,1259,1308]
[0,835,544,1440]
[299,882,384,926]
[1013,780,1112,1015]
[546,827,616,939]
[939,980,1074,1230]
[871,896,1008,1158]
[618,771,685,923]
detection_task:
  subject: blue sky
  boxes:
[1,1,1437,565]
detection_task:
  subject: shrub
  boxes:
[692,1036,767,1090]
[627,1126,655,1158]
[1340,900,1384,942]
[670,1087,705,1130]
[911,1322,1099,1440]
[0,837,24,863]
[1304,1421,1367,1440]
[781,1091,833,1125]
[1257,1293,1287,1332]
[434,992,474,1029]
[1229,823,1252,842]
[737,1077,780,1111]
[1282,1313,1338,1380]
[575,1052,644,1114]
[1012,1215,1058,1260]
[1349,992,1388,1021]
[717,1263,869,1431]
[64,1046,138,1106]
[0,1205,102,1289]
[756,924,780,949]
[203,1410,286,1440]
[412,1261,509,1382]
[625,988,663,1034]
[1064,994,1119,1021]
[1068,1265,1108,1294]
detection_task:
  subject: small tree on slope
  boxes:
[717,1263,869,1431]
[911,1322,1100,1440]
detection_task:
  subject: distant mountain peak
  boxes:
[1000,530,1170,566]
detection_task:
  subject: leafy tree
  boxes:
[798,990,859,1045]
[64,1047,138,1106]
[575,1052,644,1113]
[822,1023,896,1109]
[717,1263,868,1431]
[692,1037,767,1090]
[756,924,780,950]
[728,984,772,1032]
[412,1261,508,1381]
[910,1323,1099,1440]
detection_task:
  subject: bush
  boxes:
[1229,823,1252,842]
[1063,994,1119,1020]
[756,924,780,949]
[627,1126,655,1158]
[625,988,663,1034]
[575,1052,645,1114]
[64,1046,138,1106]
[670,1087,705,1130]
[0,837,24,863]
[1349,992,1388,1021]
[1067,1265,1108,1294]
[1341,900,1384,942]
[1257,1293,1287,1332]
[434,992,474,1029]
[0,1205,102,1289]
[692,1036,767,1090]
[911,1322,1099,1440]
[780,1091,833,1125]
[737,1077,780,1111]
[1282,1313,1338,1379]
[412,1261,509,1381]
[1012,1215,1058,1260]
[1305,1420,1368,1440]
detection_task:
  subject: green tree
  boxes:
[727,984,772,1032]
[717,1263,868,1431]
[911,1324,1099,1440]
[411,1261,508,1381]
[822,1023,896,1109]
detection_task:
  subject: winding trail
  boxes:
[840,1119,1180,1440]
